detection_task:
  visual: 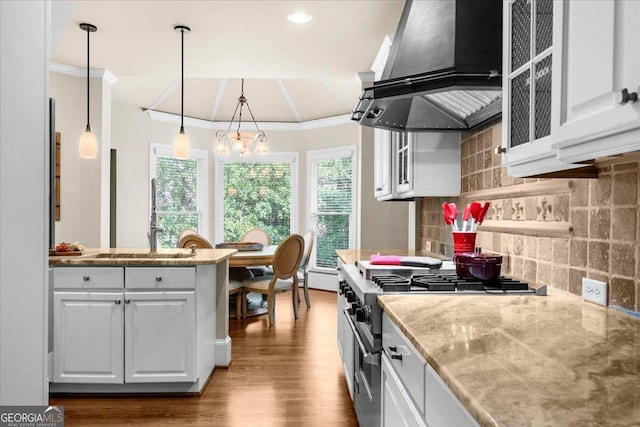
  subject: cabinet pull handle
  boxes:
[124,298,131,304]
[494,146,507,154]
[155,276,162,282]
[391,354,403,361]
[376,187,382,191]
[115,299,121,304]
[83,276,90,281]
[618,88,638,105]
[388,346,397,352]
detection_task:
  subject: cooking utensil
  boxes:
[455,252,503,280]
[442,202,458,231]
[462,205,470,232]
[475,202,491,230]
[469,201,482,231]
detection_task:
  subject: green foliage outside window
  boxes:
[155,156,199,248]
[223,162,292,244]
[312,157,352,269]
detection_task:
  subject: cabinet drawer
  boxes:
[54,267,124,289]
[382,313,425,414]
[125,267,196,289]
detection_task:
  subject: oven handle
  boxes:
[343,308,380,365]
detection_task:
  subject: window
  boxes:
[215,153,298,244]
[307,147,357,271]
[150,144,208,248]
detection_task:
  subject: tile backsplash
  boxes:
[419,119,640,315]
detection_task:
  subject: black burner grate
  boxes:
[411,273,529,292]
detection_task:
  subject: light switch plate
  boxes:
[582,278,608,307]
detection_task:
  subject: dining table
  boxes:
[228,244,277,268]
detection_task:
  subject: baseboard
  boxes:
[215,336,232,367]
[306,271,338,292]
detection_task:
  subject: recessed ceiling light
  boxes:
[287,12,312,24]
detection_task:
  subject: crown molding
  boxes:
[144,110,354,131]
[49,62,118,84]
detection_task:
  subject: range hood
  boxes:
[353,0,503,132]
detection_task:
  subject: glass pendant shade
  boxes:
[174,127,190,160]
[79,126,97,159]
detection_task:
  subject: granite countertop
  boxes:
[49,247,237,266]
[336,249,447,266]
[378,290,640,426]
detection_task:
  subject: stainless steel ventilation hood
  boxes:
[353,0,503,132]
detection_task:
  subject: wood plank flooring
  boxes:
[50,289,358,426]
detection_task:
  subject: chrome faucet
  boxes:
[149,178,164,251]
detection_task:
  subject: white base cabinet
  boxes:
[53,291,124,383]
[51,265,215,393]
[381,313,478,427]
[124,291,195,383]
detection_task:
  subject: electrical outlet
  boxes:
[582,278,608,307]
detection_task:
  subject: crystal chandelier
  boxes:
[215,79,269,157]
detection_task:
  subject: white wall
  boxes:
[55,79,408,252]
[49,71,111,247]
[0,0,49,404]
[111,101,361,247]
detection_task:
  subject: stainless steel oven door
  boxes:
[344,308,381,427]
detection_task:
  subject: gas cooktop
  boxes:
[370,272,546,295]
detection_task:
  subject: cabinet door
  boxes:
[500,0,573,176]
[53,291,124,383]
[374,128,393,200]
[552,0,640,158]
[381,354,427,427]
[336,291,355,398]
[393,132,412,196]
[124,291,196,383]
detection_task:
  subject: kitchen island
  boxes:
[49,247,236,394]
[337,249,640,426]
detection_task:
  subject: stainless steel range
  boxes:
[337,259,545,427]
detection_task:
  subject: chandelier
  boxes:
[215,79,269,157]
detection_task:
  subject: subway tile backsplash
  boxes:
[419,119,640,315]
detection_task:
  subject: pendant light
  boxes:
[79,23,97,159]
[214,79,269,157]
[173,25,191,159]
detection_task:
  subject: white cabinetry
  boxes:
[501,0,583,177]
[381,313,478,427]
[374,128,393,200]
[53,291,124,383]
[52,266,200,389]
[502,0,640,177]
[124,291,195,383]
[551,0,640,162]
[374,131,460,200]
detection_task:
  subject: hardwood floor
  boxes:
[50,289,358,426]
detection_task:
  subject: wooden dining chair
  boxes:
[297,230,315,309]
[241,228,271,245]
[241,233,304,326]
[241,228,272,277]
[177,229,243,319]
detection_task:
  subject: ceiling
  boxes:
[51,0,405,125]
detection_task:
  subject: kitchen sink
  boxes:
[91,252,195,259]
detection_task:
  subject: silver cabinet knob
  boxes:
[83,276,90,281]
[155,276,162,282]
[124,298,131,304]
[115,299,121,304]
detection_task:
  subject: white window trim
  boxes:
[307,146,357,273]
[214,152,299,244]
[149,143,209,241]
